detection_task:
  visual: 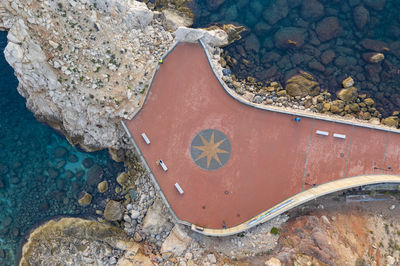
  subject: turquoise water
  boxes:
[0,31,124,265]
[192,0,400,117]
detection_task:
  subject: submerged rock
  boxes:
[353,5,369,30]
[274,27,308,49]
[86,164,103,186]
[316,17,342,42]
[300,0,324,22]
[97,181,108,193]
[78,192,92,206]
[54,146,68,158]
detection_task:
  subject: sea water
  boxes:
[0,31,124,265]
[192,0,400,117]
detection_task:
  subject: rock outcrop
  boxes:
[20,217,139,266]
[0,0,228,151]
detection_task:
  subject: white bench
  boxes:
[175,183,184,195]
[159,160,168,171]
[316,130,329,136]
[141,133,150,144]
[333,133,346,139]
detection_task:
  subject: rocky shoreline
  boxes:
[2,0,400,265]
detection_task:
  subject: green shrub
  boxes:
[270,227,279,235]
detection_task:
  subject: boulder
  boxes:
[104,200,124,221]
[382,117,399,128]
[206,0,226,10]
[316,17,342,42]
[161,225,192,256]
[175,27,228,47]
[97,181,108,193]
[254,22,272,36]
[265,257,282,266]
[78,192,92,206]
[54,146,68,158]
[86,164,103,186]
[285,72,320,97]
[162,9,193,31]
[336,86,358,102]
[353,5,369,30]
[142,198,173,234]
[364,98,374,106]
[363,0,386,11]
[244,34,260,52]
[274,27,308,49]
[301,0,324,21]
[262,0,289,25]
[342,77,354,88]
[360,39,388,52]
[19,217,131,266]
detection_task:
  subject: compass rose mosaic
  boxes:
[190,129,231,170]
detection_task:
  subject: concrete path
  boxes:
[124,42,400,235]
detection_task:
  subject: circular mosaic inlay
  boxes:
[190,129,231,171]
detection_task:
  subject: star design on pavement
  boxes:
[193,132,229,169]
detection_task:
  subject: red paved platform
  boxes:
[125,42,400,229]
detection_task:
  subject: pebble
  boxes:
[207,254,217,264]
[130,210,140,219]
[123,214,132,223]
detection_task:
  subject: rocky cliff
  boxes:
[0,0,229,151]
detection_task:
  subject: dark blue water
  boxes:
[0,31,124,265]
[192,0,400,117]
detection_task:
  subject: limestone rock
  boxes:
[265,257,282,266]
[162,9,193,31]
[342,77,354,88]
[285,72,320,97]
[78,192,92,206]
[142,198,173,234]
[161,225,192,256]
[337,87,358,102]
[382,117,399,128]
[175,26,228,47]
[364,98,374,106]
[1,0,177,151]
[104,200,124,221]
[369,53,384,63]
[97,181,108,193]
[19,218,131,265]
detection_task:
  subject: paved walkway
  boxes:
[124,42,400,235]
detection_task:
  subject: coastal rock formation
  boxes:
[20,217,142,266]
[0,0,228,151]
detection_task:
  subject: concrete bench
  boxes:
[159,160,168,171]
[316,130,329,136]
[333,133,346,139]
[141,133,150,144]
[175,183,184,195]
